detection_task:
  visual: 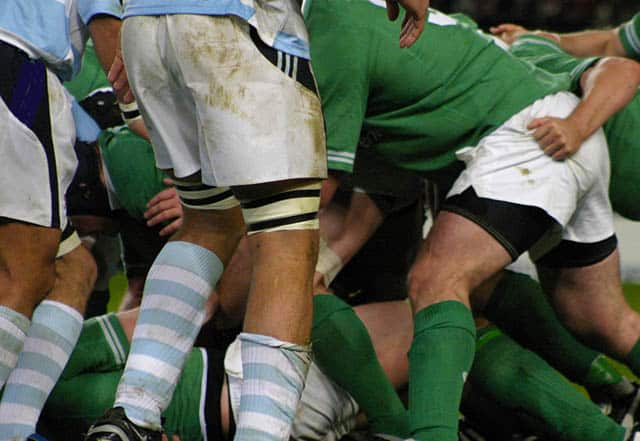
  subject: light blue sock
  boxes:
[115,241,223,430]
[0,306,30,387]
[234,332,311,441]
[0,300,82,440]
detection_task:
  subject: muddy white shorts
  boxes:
[121,14,327,187]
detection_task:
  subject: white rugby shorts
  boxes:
[121,14,327,187]
[0,60,77,232]
[449,91,613,246]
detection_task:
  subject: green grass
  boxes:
[107,271,128,313]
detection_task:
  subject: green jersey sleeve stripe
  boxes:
[512,35,564,52]
[327,150,356,160]
[619,15,640,60]
[97,314,127,365]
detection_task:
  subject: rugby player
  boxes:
[84,0,432,439]
[304,2,638,439]
[0,1,128,439]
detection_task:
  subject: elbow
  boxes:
[600,57,640,88]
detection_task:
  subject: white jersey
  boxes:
[0,0,122,80]
[224,339,360,441]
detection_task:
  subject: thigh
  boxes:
[408,210,513,311]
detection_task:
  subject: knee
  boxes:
[407,262,471,311]
[0,260,56,314]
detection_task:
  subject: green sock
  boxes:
[583,355,634,402]
[624,339,640,378]
[471,330,625,441]
[485,270,601,382]
[311,295,409,437]
[409,301,475,441]
[61,313,130,380]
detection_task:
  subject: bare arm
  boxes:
[528,57,640,160]
[490,23,626,58]
[314,190,385,289]
[557,28,627,58]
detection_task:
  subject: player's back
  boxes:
[306,0,573,172]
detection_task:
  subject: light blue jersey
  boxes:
[123,0,310,59]
[0,0,122,80]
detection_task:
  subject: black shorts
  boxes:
[443,187,616,268]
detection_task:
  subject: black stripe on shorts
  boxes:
[249,27,318,95]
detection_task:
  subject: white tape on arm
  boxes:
[316,236,344,287]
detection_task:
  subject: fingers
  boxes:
[108,52,134,104]
[489,23,523,35]
[159,218,183,237]
[400,15,425,48]
[146,187,176,209]
[386,0,400,21]
[144,202,181,226]
[528,118,575,160]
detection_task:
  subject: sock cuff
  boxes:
[413,301,475,338]
[33,300,83,341]
[0,305,30,335]
[312,294,351,326]
[239,332,312,353]
[155,241,224,284]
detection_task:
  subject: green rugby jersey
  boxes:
[99,126,168,220]
[510,34,640,220]
[619,12,640,61]
[64,40,112,101]
[304,0,571,174]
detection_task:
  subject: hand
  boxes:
[108,50,135,104]
[489,23,529,45]
[527,117,585,160]
[385,0,429,48]
[144,179,183,236]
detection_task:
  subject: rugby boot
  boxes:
[84,407,162,441]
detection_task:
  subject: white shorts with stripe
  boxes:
[449,91,614,246]
[0,55,77,233]
[121,14,327,187]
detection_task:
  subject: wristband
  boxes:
[118,100,142,124]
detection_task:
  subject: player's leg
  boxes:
[106,197,243,431]
[86,14,245,438]
[406,208,517,441]
[312,293,410,438]
[43,311,213,441]
[0,232,97,439]
[230,178,321,441]
[0,223,59,384]
[537,246,640,374]
[470,327,626,441]
[478,270,637,410]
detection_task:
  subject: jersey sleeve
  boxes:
[618,13,640,61]
[79,0,123,24]
[510,35,599,93]
[306,3,370,174]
